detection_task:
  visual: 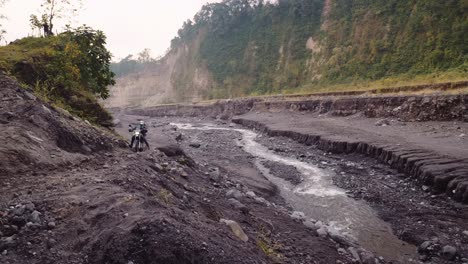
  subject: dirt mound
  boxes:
[0,72,123,176]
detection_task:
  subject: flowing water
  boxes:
[173,123,418,263]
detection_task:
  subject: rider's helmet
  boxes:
[139,120,145,126]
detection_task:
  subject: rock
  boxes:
[157,144,186,157]
[12,205,25,216]
[418,240,440,254]
[2,225,18,236]
[81,145,92,153]
[10,216,26,228]
[228,199,249,214]
[303,220,317,230]
[175,134,183,141]
[149,164,164,173]
[316,226,328,238]
[314,221,324,230]
[245,191,256,198]
[348,247,361,263]
[47,222,56,229]
[253,197,270,206]
[25,222,41,231]
[220,219,249,242]
[226,189,243,200]
[47,238,57,248]
[375,119,390,126]
[42,105,52,115]
[290,211,306,221]
[189,142,201,148]
[360,251,376,264]
[29,210,41,223]
[462,230,468,237]
[103,164,110,169]
[337,248,347,255]
[180,171,189,178]
[209,169,221,182]
[23,91,37,101]
[24,203,35,212]
[2,249,6,255]
[1,236,17,248]
[441,245,457,260]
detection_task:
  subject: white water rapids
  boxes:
[173,123,417,263]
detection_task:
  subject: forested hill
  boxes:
[108,0,467,106]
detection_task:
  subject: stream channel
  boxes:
[173,122,418,263]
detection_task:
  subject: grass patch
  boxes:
[256,226,283,262]
[282,69,468,96]
[155,188,173,205]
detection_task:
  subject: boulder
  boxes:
[220,219,249,242]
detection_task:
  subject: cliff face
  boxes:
[106,31,214,108]
[106,0,467,107]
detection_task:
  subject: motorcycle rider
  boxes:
[129,120,150,149]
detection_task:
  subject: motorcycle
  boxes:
[129,125,147,152]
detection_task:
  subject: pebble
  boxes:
[48,222,56,229]
[462,230,468,237]
[30,210,41,223]
[2,250,7,255]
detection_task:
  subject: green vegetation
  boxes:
[0,26,115,125]
[170,0,467,99]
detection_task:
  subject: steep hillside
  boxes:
[107,0,467,106]
[0,27,115,126]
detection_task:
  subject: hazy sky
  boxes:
[2,0,219,60]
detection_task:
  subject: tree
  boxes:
[137,48,153,63]
[63,26,115,99]
[30,0,82,37]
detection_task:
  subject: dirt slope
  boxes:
[0,74,352,263]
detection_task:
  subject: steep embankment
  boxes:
[107,0,467,106]
[0,72,121,176]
